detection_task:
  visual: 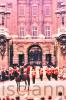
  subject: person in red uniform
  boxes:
[32,68,36,84]
[51,67,55,79]
[20,66,24,80]
[39,68,43,81]
[46,67,51,80]
[13,66,19,78]
[51,67,58,80]
[9,68,14,81]
[13,67,21,91]
[26,65,31,91]
[54,68,58,80]
[27,65,31,74]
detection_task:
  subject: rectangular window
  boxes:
[18,5,25,17]
[19,26,25,37]
[44,4,51,16]
[6,3,12,8]
[32,5,38,16]
[32,26,38,38]
[0,15,2,25]
[44,25,51,39]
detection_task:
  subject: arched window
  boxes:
[28,45,42,67]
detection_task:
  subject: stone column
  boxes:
[57,43,60,67]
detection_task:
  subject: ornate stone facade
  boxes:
[0,0,66,69]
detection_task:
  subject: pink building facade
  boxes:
[0,0,66,69]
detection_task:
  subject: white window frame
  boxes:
[32,26,38,38]
[18,4,25,17]
[44,25,51,39]
[32,5,38,16]
[44,4,51,16]
[19,26,25,37]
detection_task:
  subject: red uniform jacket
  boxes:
[46,69,51,75]
[32,70,36,77]
[40,70,43,75]
[54,69,58,75]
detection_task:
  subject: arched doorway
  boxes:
[28,45,42,67]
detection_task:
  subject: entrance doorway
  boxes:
[46,54,52,67]
[18,54,24,66]
[28,45,42,67]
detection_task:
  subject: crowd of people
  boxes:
[0,91,66,100]
[0,65,59,93]
[0,65,59,83]
[0,65,66,100]
[45,67,58,80]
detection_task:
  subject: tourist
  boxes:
[55,91,64,100]
[15,96,20,100]
[48,96,52,100]
[40,97,45,100]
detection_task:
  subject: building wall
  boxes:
[0,0,66,69]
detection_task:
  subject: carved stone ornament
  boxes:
[0,35,7,59]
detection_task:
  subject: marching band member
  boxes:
[51,67,55,79]
[51,67,58,80]
[9,67,14,80]
[24,67,30,90]
[39,68,43,81]
[14,67,21,92]
[32,68,36,84]
[13,66,19,78]
[53,67,58,80]
[46,67,51,80]
[27,66,30,90]
[27,65,31,74]
[20,66,24,80]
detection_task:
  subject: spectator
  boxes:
[3,98,5,100]
[11,99,15,100]
[40,97,45,100]
[15,96,20,100]
[6,96,10,100]
[55,91,64,100]
[27,99,34,100]
[48,96,52,100]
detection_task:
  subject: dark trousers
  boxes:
[16,82,20,92]
[40,75,43,81]
[32,76,35,84]
[52,74,58,80]
[27,75,30,91]
[46,74,51,80]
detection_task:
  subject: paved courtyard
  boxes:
[0,78,66,100]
